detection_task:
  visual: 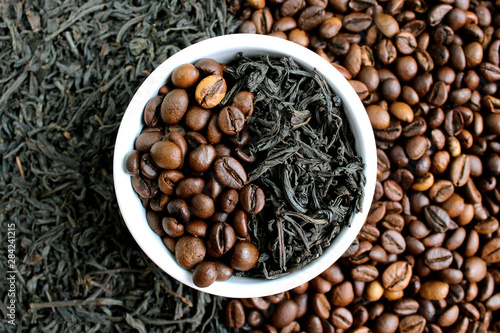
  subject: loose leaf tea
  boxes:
[223,55,366,279]
[0,0,239,331]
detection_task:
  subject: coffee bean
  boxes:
[374,313,399,333]
[214,156,247,189]
[393,298,420,315]
[207,219,235,257]
[270,299,298,328]
[384,179,403,201]
[247,310,263,327]
[194,58,223,76]
[192,261,217,287]
[230,240,259,271]
[190,193,214,219]
[374,13,400,38]
[331,281,354,307]
[161,88,189,125]
[298,6,325,31]
[419,280,449,300]
[252,9,273,34]
[175,177,205,199]
[184,105,212,131]
[226,299,245,328]
[195,75,227,109]
[423,205,451,232]
[481,237,500,263]
[449,154,471,187]
[381,230,406,254]
[218,105,245,136]
[381,261,412,291]
[175,235,206,270]
[428,179,454,203]
[310,293,330,320]
[150,140,182,170]
[463,256,487,282]
[424,246,453,270]
[444,227,466,251]
[239,183,265,215]
[351,264,379,282]
[436,304,459,327]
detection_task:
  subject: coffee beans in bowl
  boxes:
[113,34,376,297]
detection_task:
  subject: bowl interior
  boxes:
[113,34,377,298]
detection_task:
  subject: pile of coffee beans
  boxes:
[124,59,265,288]
[224,0,500,332]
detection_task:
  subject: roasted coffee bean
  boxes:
[444,227,466,251]
[428,179,454,203]
[423,205,451,232]
[247,310,263,327]
[230,240,259,271]
[381,261,412,291]
[231,209,248,238]
[374,13,400,38]
[194,58,223,76]
[393,298,420,315]
[376,39,398,65]
[195,75,227,109]
[161,88,190,125]
[343,12,372,32]
[298,6,325,31]
[143,96,163,127]
[424,246,453,270]
[184,105,212,131]
[331,307,353,330]
[351,264,379,282]
[226,299,245,328]
[150,140,182,170]
[214,156,247,189]
[158,170,184,195]
[208,222,236,257]
[162,217,184,238]
[310,276,332,294]
[310,293,330,320]
[185,220,208,238]
[384,179,403,201]
[192,261,217,287]
[374,313,399,333]
[219,189,239,214]
[331,281,354,307]
[449,154,471,187]
[146,210,164,236]
[436,304,459,327]
[175,177,205,199]
[321,262,345,283]
[175,235,206,270]
[171,63,199,89]
[481,237,500,263]
[190,193,215,219]
[167,198,191,223]
[252,9,273,34]
[463,256,487,283]
[139,153,158,179]
[239,183,265,215]
[270,299,298,328]
[218,105,245,136]
[381,230,406,254]
[420,280,449,300]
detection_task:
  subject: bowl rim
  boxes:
[113,34,377,298]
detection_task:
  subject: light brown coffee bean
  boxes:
[381,261,412,291]
[419,280,449,300]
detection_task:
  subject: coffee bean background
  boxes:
[225,0,500,332]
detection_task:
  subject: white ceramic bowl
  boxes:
[113,34,376,298]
